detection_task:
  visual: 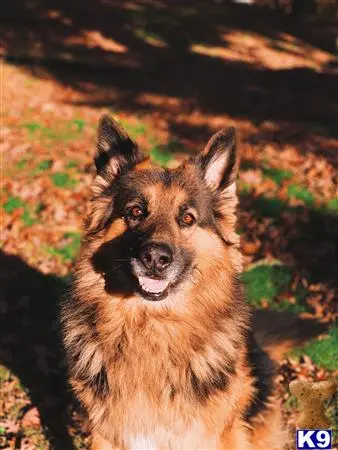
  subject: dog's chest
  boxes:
[124,428,219,450]
[101,350,217,448]
[122,395,219,450]
[102,363,226,450]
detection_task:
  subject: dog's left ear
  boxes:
[199,127,238,194]
[199,128,240,245]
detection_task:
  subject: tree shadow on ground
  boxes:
[0,251,75,450]
[2,0,338,164]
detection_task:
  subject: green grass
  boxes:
[242,261,309,313]
[255,196,286,218]
[287,184,315,206]
[22,119,86,143]
[15,158,29,169]
[292,326,338,370]
[262,167,293,186]
[51,172,77,188]
[117,118,148,139]
[35,159,53,173]
[2,195,41,226]
[46,232,81,262]
[66,160,80,169]
[242,262,292,308]
[274,297,308,314]
[0,365,9,383]
[3,196,24,213]
[72,119,86,132]
[150,145,173,167]
[31,159,54,176]
[21,208,38,226]
[326,198,338,213]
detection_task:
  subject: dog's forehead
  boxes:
[123,164,203,207]
[145,182,188,211]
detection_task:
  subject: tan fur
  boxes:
[133,158,154,172]
[103,219,127,242]
[62,123,284,450]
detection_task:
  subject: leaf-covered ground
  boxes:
[1,1,338,448]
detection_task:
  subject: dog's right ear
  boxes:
[93,115,144,194]
[86,116,144,232]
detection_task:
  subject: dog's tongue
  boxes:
[139,276,169,294]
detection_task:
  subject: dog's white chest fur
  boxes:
[127,434,158,450]
[124,422,219,450]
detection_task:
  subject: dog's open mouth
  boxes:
[137,275,170,301]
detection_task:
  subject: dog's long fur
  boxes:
[61,116,284,449]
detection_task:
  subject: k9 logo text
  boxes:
[296,429,332,449]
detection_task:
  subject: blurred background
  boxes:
[1,0,338,448]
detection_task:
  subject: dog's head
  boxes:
[84,115,240,303]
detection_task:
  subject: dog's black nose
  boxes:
[140,242,173,272]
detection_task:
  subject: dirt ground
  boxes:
[1,1,338,449]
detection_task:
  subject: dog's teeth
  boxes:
[138,276,169,294]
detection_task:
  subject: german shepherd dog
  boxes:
[61,115,284,450]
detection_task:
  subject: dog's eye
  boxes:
[128,206,144,219]
[180,213,195,227]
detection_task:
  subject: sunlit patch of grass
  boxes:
[150,145,173,167]
[21,208,38,227]
[51,172,77,188]
[46,232,81,262]
[292,327,338,370]
[2,195,41,226]
[22,122,43,137]
[15,158,29,169]
[72,119,86,132]
[117,118,148,139]
[262,167,293,186]
[21,201,44,226]
[66,160,80,169]
[3,196,24,213]
[0,365,9,383]
[287,184,315,206]
[32,159,53,175]
[22,119,87,144]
